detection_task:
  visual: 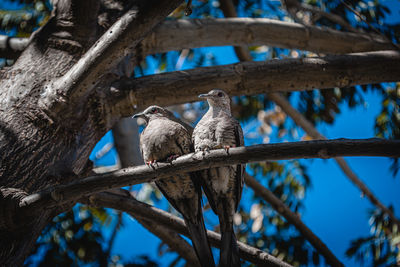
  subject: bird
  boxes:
[193,89,245,267]
[133,105,215,267]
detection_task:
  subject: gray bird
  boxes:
[193,89,244,267]
[133,106,215,267]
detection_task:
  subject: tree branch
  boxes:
[1,17,394,59]
[268,92,400,227]
[53,0,100,47]
[84,189,293,267]
[110,50,400,116]
[0,36,30,59]
[244,174,343,266]
[38,0,183,118]
[17,138,400,217]
[129,211,201,266]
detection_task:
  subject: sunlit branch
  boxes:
[1,17,393,59]
[110,50,400,116]
[15,138,400,221]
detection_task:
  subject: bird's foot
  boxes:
[201,147,210,156]
[166,154,179,162]
[224,145,230,153]
[146,160,157,167]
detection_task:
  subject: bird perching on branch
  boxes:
[193,89,245,267]
[133,106,215,267]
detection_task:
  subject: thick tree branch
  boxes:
[111,50,400,116]
[54,0,100,47]
[16,138,400,218]
[39,0,183,118]
[245,174,343,267]
[1,17,394,59]
[0,36,30,59]
[84,190,293,267]
[267,92,400,227]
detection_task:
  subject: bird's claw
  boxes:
[167,154,179,162]
[224,145,230,153]
[146,160,157,167]
[201,147,210,156]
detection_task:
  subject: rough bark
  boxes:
[110,50,400,116]
[85,189,293,267]
[0,0,183,264]
[0,0,103,263]
[38,0,183,120]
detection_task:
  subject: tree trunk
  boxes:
[0,0,183,264]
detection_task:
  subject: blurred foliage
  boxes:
[346,207,400,266]
[0,0,51,36]
[0,0,396,266]
[235,161,315,266]
[25,205,111,266]
[24,205,159,267]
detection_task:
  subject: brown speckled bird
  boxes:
[133,106,215,267]
[193,89,244,267]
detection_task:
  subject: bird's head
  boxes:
[199,89,231,112]
[132,105,169,123]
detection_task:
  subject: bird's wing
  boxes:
[233,122,245,210]
[174,125,192,154]
[216,116,244,210]
[138,129,146,162]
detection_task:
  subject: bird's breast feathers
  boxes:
[140,118,190,161]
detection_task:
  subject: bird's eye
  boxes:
[151,108,157,113]
[217,92,223,97]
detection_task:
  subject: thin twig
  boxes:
[339,0,400,51]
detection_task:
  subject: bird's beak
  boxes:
[132,112,144,119]
[198,93,212,98]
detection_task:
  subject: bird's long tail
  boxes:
[220,230,241,267]
[186,218,215,267]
